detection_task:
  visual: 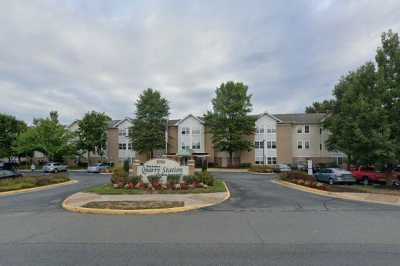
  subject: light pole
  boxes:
[262,140,266,165]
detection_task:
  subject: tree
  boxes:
[324,62,395,166]
[0,113,27,160]
[375,30,400,160]
[130,89,169,159]
[14,111,76,161]
[204,81,256,167]
[77,111,111,164]
[305,99,336,113]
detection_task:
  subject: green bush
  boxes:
[240,163,252,168]
[249,165,274,173]
[111,167,129,184]
[147,175,161,184]
[167,175,180,185]
[280,170,315,181]
[129,176,141,185]
[123,159,130,173]
[183,175,195,184]
[194,171,215,186]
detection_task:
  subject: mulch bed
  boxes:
[82,200,184,210]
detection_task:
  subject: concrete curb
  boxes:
[0,180,78,197]
[207,168,249,173]
[62,181,231,215]
[247,171,275,176]
[272,179,400,207]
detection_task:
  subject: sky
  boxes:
[0,0,399,124]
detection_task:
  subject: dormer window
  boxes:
[181,127,190,135]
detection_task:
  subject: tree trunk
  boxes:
[229,151,233,168]
[87,151,91,166]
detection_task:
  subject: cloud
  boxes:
[0,0,399,124]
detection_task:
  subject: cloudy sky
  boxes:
[0,0,399,124]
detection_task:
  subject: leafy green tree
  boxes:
[14,111,76,161]
[130,89,169,159]
[324,62,395,166]
[204,81,256,167]
[77,111,111,164]
[305,99,336,113]
[0,113,27,160]
[375,30,400,160]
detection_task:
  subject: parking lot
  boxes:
[1,171,400,265]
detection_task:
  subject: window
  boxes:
[128,143,133,150]
[267,128,272,133]
[119,143,127,150]
[119,129,124,136]
[297,127,302,134]
[267,141,271,149]
[192,142,200,149]
[256,127,264,134]
[305,125,310,133]
[305,140,310,149]
[320,127,322,134]
[255,141,264,149]
[255,157,264,164]
[271,128,276,133]
[267,157,272,164]
[272,141,276,149]
[272,157,277,164]
[181,144,190,150]
[320,143,322,150]
[297,141,303,149]
[192,128,200,134]
[181,127,190,135]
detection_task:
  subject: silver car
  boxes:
[275,164,291,172]
[314,168,355,185]
[87,163,111,173]
[43,162,67,173]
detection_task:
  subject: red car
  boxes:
[351,166,387,185]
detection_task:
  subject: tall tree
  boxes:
[324,63,395,166]
[204,81,256,167]
[0,113,27,160]
[77,111,111,164]
[130,89,169,159]
[375,30,400,160]
[14,111,76,161]
[305,99,336,113]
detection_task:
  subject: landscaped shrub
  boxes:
[240,163,252,168]
[194,171,215,186]
[249,165,274,173]
[111,167,129,184]
[35,177,51,186]
[123,159,130,173]
[147,175,161,184]
[183,175,195,184]
[129,176,141,185]
[281,170,315,182]
[167,175,181,185]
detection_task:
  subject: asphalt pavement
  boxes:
[1,171,400,266]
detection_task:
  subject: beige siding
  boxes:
[276,124,293,164]
[240,133,255,164]
[167,126,178,154]
[107,128,118,164]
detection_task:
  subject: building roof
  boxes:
[273,113,326,124]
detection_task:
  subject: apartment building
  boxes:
[106,112,344,167]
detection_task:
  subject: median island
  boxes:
[0,173,71,194]
[63,158,230,214]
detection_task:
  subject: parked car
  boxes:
[274,164,291,173]
[0,161,17,170]
[42,162,68,173]
[314,168,355,185]
[0,169,22,179]
[351,166,386,185]
[87,163,112,173]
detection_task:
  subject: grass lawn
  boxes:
[86,180,227,195]
[0,174,71,193]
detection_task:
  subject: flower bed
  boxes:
[82,200,184,210]
[87,167,226,195]
[0,173,71,192]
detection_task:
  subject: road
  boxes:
[1,171,400,265]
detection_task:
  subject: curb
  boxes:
[272,179,400,207]
[0,180,78,197]
[248,171,276,176]
[62,181,231,215]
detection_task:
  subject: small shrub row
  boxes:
[249,165,275,173]
[280,171,316,182]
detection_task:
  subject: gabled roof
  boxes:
[273,113,326,124]
[109,117,133,128]
[174,114,204,126]
[254,112,282,122]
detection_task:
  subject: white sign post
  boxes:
[307,160,313,176]
[137,158,189,183]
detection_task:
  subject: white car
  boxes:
[43,162,67,173]
[275,164,291,172]
[87,163,111,173]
